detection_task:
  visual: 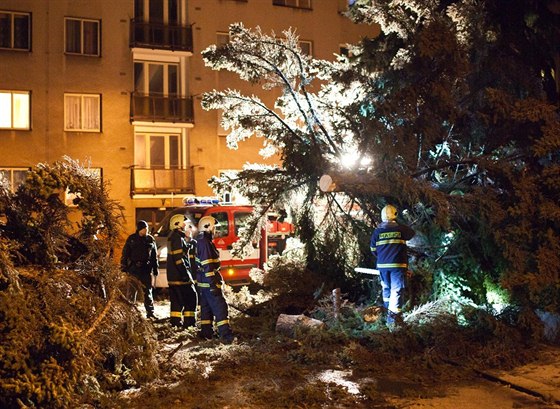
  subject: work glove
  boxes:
[152,269,159,277]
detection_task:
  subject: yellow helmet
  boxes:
[198,216,217,232]
[169,214,187,229]
[381,205,397,222]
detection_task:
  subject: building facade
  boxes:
[0,0,377,234]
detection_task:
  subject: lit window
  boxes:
[65,17,100,56]
[299,40,313,56]
[273,0,312,9]
[0,11,30,51]
[0,90,30,130]
[64,93,101,132]
[0,167,28,192]
[134,133,182,169]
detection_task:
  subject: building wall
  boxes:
[0,0,377,235]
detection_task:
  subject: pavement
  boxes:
[483,345,560,406]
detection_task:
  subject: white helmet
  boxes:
[381,205,397,222]
[198,216,217,232]
[169,214,187,229]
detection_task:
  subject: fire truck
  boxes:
[152,197,294,287]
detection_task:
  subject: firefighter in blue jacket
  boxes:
[167,214,198,329]
[370,205,415,325]
[196,216,234,343]
[120,220,159,319]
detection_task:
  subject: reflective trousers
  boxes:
[169,283,198,328]
[198,286,233,341]
[379,269,405,323]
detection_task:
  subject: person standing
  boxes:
[120,220,159,319]
[370,205,415,326]
[166,214,198,329]
[196,216,234,344]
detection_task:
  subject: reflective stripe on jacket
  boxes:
[370,221,415,270]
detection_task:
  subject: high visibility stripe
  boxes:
[370,246,376,252]
[201,258,220,265]
[216,319,229,327]
[383,297,390,302]
[170,311,182,318]
[377,263,408,268]
[170,249,183,255]
[376,239,406,246]
[175,259,183,265]
[183,311,195,317]
[200,320,212,325]
[198,283,210,288]
[205,272,215,277]
[168,281,194,286]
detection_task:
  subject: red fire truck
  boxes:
[153,197,293,287]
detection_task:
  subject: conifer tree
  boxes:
[201,1,560,312]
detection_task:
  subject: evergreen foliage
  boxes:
[0,158,159,408]
[201,1,560,313]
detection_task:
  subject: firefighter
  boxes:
[196,216,234,344]
[167,214,198,329]
[120,220,159,319]
[370,205,415,326]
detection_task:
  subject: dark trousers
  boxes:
[130,271,154,316]
[169,283,198,328]
[379,269,405,323]
[198,287,232,340]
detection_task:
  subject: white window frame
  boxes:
[0,10,31,51]
[64,93,101,132]
[134,60,179,96]
[135,132,183,169]
[0,167,28,192]
[273,0,312,9]
[0,90,30,130]
[64,17,100,57]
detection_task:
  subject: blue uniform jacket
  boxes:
[370,221,415,270]
[195,231,222,288]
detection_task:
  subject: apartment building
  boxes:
[0,0,377,234]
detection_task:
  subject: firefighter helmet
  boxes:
[198,216,217,232]
[169,214,187,229]
[381,205,397,222]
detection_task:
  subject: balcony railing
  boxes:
[130,167,195,196]
[130,92,194,124]
[129,19,193,52]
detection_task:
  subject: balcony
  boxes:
[129,19,193,52]
[130,167,195,196]
[130,92,194,124]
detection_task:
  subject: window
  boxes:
[134,61,179,96]
[65,17,100,56]
[135,133,182,169]
[0,11,30,51]
[64,93,101,132]
[0,90,30,130]
[298,40,312,56]
[0,167,28,192]
[272,0,312,9]
[212,211,229,238]
[216,32,230,47]
[135,0,180,25]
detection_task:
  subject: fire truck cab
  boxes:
[152,197,293,287]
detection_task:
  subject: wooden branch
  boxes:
[319,173,390,195]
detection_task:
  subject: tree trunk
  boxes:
[275,314,325,337]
